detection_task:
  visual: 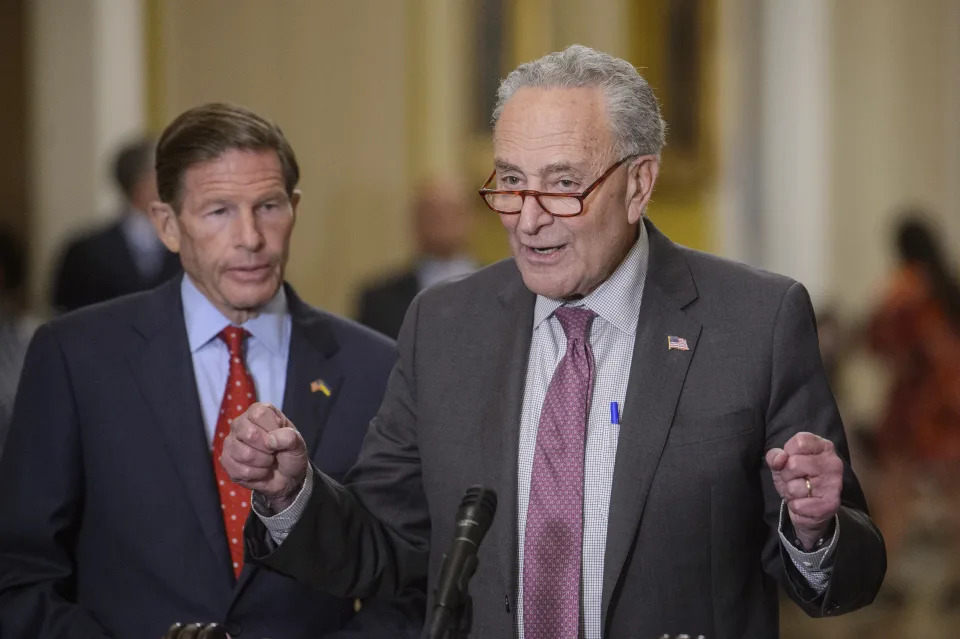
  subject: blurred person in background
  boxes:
[51,137,180,313]
[0,227,36,457]
[867,213,960,554]
[356,178,477,339]
[0,103,422,639]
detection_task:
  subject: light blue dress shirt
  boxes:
[180,276,291,445]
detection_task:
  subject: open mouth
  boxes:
[531,246,562,255]
[525,241,567,255]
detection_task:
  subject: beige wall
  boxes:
[27,0,146,311]
[152,0,653,314]
[26,0,959,321]
[830,0,960,317]
[829,0,960,425]
[715,0,960,318]
[154,0,412,316]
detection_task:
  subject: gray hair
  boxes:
[492,44,666,159]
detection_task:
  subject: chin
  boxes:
[520,274,570,300]
[228,284,280,307]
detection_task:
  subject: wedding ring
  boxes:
[805,477,813,498]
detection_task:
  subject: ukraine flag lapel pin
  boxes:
[310,378,332,396]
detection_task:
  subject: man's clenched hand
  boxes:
[220,402,308,513]
[766,431,843,550]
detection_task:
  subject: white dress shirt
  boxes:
[515,227,650,639]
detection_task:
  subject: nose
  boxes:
[236,208,265,252]
[515,193,553,236]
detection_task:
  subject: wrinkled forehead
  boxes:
[180,149,288,204]
[493,86,614,169]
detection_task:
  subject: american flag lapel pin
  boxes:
[667,335,689,351]
[310,379,332,396]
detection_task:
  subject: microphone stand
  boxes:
[427,485,496,639]
[441,592,472,639]
[427,589,473,639]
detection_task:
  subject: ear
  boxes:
[147,201,181,254]
[624,155,660,224]
[290,189,301,225]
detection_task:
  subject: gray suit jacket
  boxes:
[247,220,885,638]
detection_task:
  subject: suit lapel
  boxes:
[479,267,535,606]
[601,221,701,621]
[128,277,233,583]
[277,287,343,457]
[234,285,343,595]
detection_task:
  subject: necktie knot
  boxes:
[553,306,596,342]
[218,326,250,357]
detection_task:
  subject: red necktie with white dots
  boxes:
[212,326,256,579]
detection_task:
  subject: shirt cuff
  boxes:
[778,500,839,594]
[251,469,314,546]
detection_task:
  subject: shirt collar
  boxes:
[181,275,289,356]
[533,222,649,334]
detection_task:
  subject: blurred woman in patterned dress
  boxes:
[867,214,960,561]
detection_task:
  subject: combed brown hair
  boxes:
[155,102,299,211]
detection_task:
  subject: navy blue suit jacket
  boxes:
[0,277,423,639]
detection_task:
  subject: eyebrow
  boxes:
[196,197,230,211]
[541,161,584,177]
[493,158,587,178]
[493,158,522,173]
[256,190,289,204]
[196,189,288,210]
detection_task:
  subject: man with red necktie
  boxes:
[0,103,422,639]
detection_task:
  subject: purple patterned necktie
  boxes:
[523,306,597,639]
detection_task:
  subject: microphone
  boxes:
[427,485,498,639]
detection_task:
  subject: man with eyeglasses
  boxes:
[224,45,885,638]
